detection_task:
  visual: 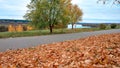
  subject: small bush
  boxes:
[110,24,117,29]
[23,26,27,31]
[99,24,106,29]
[0,26,8,32]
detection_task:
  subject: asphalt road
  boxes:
[0,29,120,52]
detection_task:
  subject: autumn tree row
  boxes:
[24,0,83,33]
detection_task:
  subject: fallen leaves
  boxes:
[0,33,120,68]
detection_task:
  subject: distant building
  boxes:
[67,24,91,29]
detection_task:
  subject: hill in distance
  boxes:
[0,19,29,25]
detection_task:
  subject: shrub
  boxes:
[110,24,117,29]
[23,25,27,31]
[99,24,106,29]
[0,26,8,32]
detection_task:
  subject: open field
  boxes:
[0,33,120,68]
[0,28,100,38]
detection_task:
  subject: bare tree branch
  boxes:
[97,0,120,4]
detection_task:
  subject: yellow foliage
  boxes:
[8,24,24,32]
[27,26,33,31]
[8,24,16,32]
[16,24,23,32]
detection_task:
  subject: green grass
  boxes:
[0,27,118,38]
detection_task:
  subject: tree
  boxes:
[97,0,120,4]
[110,24,117,29]
[99,24,106,29]
[69,4,83,29]
[24,0,83,33]
[0,26,8,32]
[24,0,80,33]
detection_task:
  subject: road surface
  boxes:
[0,29,120,52]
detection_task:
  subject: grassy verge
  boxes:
[0,28,116,38]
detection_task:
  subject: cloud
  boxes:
[71,0,83,5]
[0,0,30,19]
[0,0,4,2]
[76,0,120,23]
[0,0,120,23]
[0,16,23,20]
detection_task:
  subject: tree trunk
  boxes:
[72,23,74,29]
[49,25,53,33]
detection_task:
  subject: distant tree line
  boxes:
[0,19,29,24]
[99,23,118,29]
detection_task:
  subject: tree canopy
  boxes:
[24,0,83,33]
[69,4,83,29]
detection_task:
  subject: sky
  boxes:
[0,0,120,23]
